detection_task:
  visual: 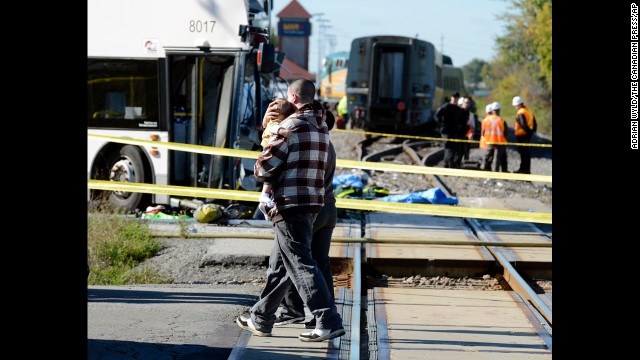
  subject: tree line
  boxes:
[462,0,552,136]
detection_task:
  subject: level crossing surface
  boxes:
[89,208,551,359]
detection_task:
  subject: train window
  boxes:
[376,50,404,104]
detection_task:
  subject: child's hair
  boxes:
[273,98,295,117]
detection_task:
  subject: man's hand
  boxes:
[262,101,282,127]
[258,202,270,220]
[258,192,275,220]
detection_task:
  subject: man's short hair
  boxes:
[452,92,460,98]
[289,79,316,103]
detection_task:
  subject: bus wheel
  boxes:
[107,145,150,212]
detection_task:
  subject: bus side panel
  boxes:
[88,0,250,58]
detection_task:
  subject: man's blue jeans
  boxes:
[250,211,342,331]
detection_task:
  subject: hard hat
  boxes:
[491,102,501,111]
[457,97,465,106]
[512,96,524,106]
[485,104,492,113]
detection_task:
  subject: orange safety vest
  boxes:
[514,107,535,136]
[480,115,491,149]
[481,115,507,147]
[479,115,490,149]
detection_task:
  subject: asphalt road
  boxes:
[88,284,260,360]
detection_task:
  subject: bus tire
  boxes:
[107,145,150,212]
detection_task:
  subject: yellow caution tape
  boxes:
[88,180,552,224]
[333,128,553,147]
[336,197,550,224]
[88,134,551,183]
[88,133,259,159]
[336,159,551,182]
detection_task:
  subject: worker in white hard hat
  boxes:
[511,96,537,174]
[480,102,508,172]
[458,97,476,161]
[479,103,493,150]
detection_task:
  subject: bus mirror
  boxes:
[257,43,276,73]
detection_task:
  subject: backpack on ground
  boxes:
[335,185,363,199]
[363,185,389,198]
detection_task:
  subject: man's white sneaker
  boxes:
[298,327,345,342]
[236,316,272,337]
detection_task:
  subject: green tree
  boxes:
[462,59,489,91]
[531,1,552,90]
[488,0,552,135]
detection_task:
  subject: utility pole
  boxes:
[327,34,337,54]
[311,13,324,85]
[320,22,332,57]
[440,34,444,55]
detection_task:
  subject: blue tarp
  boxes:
[333,173,364,189]
[377,188,458,205]
[332,174,457,205]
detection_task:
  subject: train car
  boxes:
[345,35,443,133]
[319,51,350,110]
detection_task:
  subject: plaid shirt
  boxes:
[254,103,329,211]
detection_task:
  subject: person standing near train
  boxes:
[337,95,349,129]
[435,92,468,168]
[236,79,345,342]
[481,102,508,172]
[274,109,338,330]
[511,96,537,174]
[458,97,476,161]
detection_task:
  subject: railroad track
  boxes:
[323,134,553,358]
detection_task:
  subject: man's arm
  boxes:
[254,137,288,182]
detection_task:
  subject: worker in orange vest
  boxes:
[480,102,508,172]
[512,96,537,174]
[458,97,476,161]
[479,103,492,150]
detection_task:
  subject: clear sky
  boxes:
[270,0,512,73]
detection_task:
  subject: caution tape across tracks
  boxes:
[333,128,553,148]
[88,134,551,183]
[88,180,552,224]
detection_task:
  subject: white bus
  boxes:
[88,0,278,211]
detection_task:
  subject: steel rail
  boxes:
[349,242,362,360]
[467,218,552,325]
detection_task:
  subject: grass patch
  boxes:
[88,205,170,285]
